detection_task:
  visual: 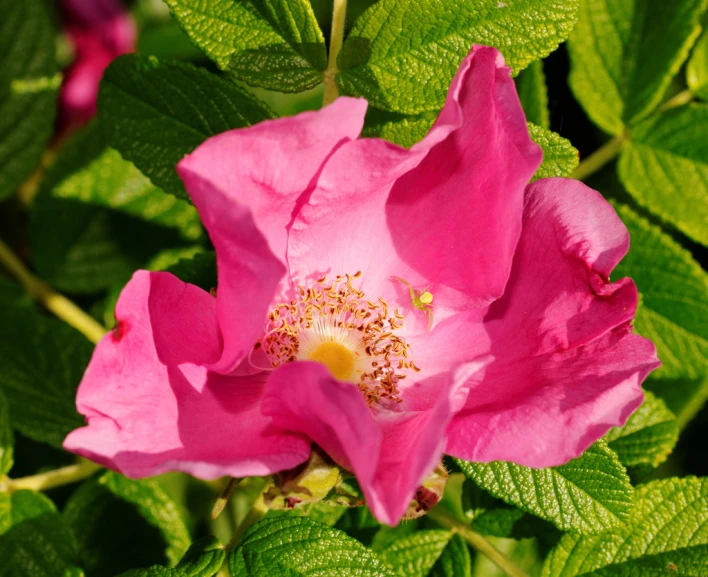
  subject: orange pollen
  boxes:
[260,272,416,406]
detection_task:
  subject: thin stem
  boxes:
[0,237,106,344]
[428,507,531,577]
[657,89,693,113]
[322,0,348,106]
[570,134,625,182]
[212,477,240,520]
[8,459,102,492]
[228,488,270,549]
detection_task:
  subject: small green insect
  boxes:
[393,276,434,331]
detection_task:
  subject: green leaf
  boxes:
[228,517,394,576]
[568,0,706,135]
[0,303,89,447]
[174,536,226,577]
[98,54,274,199]
[611,203,708,427]
[605,390,679,474]
[50,122,203,240]
[542,477,708,577]
[687,29,708,100]
[618,104,708,246]
[0,514,83,577]
[528,123,579,180]
[0,391,12,476]
[362,109,437,149]
[429,534,471,577]
[454,441,634,534]
[379,530,453,577]
[515,60,550,129]
[1,489,58,535]
[63,471,191,577]
[584,544,708,576]
[0,0,59,200]
[164,0,326,92]
[339,0,580,114]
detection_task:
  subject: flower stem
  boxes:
[322,0,347,106]
[570,135,625,182]
[0,237,106,344]
[657,88,693,113]
[212,477,240,520]
[7,459,102,492]
[228,487,270,549]
[427,507,531,577]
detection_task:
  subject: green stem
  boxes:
[428,507,531,577]
[212,477,240,520]
[322,0,347,106]
[0,237,106,344]
[657,88,693,113]
[8,459,102,492]
[227,489,270,549]
[570,135,625,182]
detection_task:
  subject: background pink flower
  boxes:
[64,46,659,525]
[59,0,136,129]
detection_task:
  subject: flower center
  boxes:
[259,272,420,405]
[308,341,355,381]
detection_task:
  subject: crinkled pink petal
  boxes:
[178,98,367,262]
[64,270,310,478]
[177,99,368,374]
[443,178,660,467]
[288,46,541,329]
[261,361,482,525]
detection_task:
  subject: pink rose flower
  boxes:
[59,0,136,130]
[64,46,659,525]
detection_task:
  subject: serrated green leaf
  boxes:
[50,122,203,240]
[1,489,58,536]
[429,534,471,577]
[0,513,83,577]
[164,0,326,92]
[29,191,188,294]
[454,441,634,534]
[116,536,226,577]
[63,471,190,577]
[528,123,579,180]
[0,0,59,200]
[542,477,708,577]
[605,390,679,474]
[585,544,708,576]
[568,0,706,135]
[0,390,12,476]
[339,0,579,114]
[687,29,708,99]
[98,54,274,199]
[362,109,436,149]
[0,302,89,447]
[618,104,708,246]
[515,60,550,129]
[379,530,452,577]
[228,517,394,576]
[175,536,226,577]
[611,203,708,427]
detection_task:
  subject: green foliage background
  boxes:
[1,0,708,575]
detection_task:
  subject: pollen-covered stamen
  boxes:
[260,272,418,405]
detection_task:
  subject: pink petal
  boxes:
[177,99,368,374]
[444,178,660,467]
[64,271,310,478]
[288,46,541,327]
[262,361,471,525]
[178,98,368,262]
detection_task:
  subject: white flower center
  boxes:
[259,272,420,405]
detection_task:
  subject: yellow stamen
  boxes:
[308,341,355,381]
